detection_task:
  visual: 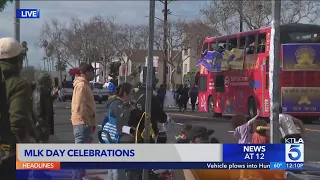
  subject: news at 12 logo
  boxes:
[16,9,40,18]
[285,138,304,162]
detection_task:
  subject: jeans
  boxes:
[107,169,119,180]
[72,124,94,180]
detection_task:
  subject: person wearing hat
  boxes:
[187,126,216,143]
[32,73,59,143]
[71,62,96,180]
[0,37,33,178]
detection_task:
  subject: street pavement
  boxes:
[40,101,320,179]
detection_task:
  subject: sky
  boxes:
[0,1,206,69]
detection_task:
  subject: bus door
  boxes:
[198,75,208,112]
[214,74,226,114]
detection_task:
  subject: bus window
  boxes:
[257,33,266,53]
[246,35,256,54]
[281,31,320,43]
[239,36,246,50]
[199,76,207,92]
[266,74,269,90]
[265,56,269,72]
[215,75,225,92]
[210,41,226,53]
[228,38,237,50]
[201,42,209,58]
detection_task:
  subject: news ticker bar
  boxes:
[18,144,304,163]
[16,162,304,170]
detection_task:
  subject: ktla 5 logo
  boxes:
[285,144,304,162]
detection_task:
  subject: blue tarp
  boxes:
[196,51,223,72]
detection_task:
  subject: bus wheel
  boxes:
[248,98,257,119]
[208,97,213,113]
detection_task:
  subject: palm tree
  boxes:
[0,0,13,12]
[55,60,67,72]
[42,57,47,71]
[21,41,28,67]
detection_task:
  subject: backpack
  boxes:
[99,98,122,144]
[98,94,156,144]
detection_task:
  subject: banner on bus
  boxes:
[196,51,222,72]
[282,44,320,71]
[196,49,245,72]
[282,87,320,113]
[227,48,245,70]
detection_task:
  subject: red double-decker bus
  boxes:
[197,23,320,123]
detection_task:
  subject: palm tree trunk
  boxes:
[47,59,50,71]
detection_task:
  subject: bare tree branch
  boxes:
[201,0,320,34]
[154,19,217,87]
[40,19,74,68]
[111,24,149,81]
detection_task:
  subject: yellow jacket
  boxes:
[71,77,96,126]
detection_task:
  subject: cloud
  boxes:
[0,1,204,68]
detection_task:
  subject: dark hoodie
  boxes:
[131,87,167,134]
[0,61,32,143]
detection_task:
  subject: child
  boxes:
[231,110,260,144]
[231,110,259,180]
[176,124,192,143]
[252,119,270,144]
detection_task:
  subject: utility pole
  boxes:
[142,0,155,179]
[162,0,169,88]
[239,0,243,32]
[14,0,20,42]
[269,0,281,143]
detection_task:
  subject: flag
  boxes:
[196,51,222,72]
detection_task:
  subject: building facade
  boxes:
[118,49,183,89]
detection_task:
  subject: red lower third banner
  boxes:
[16,161,60,170]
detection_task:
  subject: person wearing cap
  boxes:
[32,73,59,143]
[0,37,33,178]
[187,126,215,143]
[71,62,96,180]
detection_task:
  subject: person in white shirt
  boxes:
[257,107,306,143]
